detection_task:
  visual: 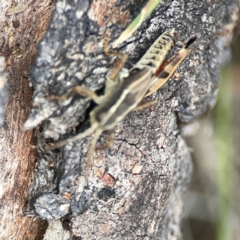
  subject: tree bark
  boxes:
[0,1,54,239]
[1,0,239,239]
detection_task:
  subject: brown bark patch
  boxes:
[88,0,130,28]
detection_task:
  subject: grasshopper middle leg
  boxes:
[47,86,101,104]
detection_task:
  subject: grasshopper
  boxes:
[48,30,196,173]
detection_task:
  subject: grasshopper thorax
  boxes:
[90,67,153,131]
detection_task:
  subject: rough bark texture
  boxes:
[0,0,239,239]
[0,1,54,239]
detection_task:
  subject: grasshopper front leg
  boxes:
[47,35,128,104]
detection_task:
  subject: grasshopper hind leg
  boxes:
[145,36,197,97]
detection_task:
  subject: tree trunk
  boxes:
[0,1,54,239]
[0,0,239,239]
